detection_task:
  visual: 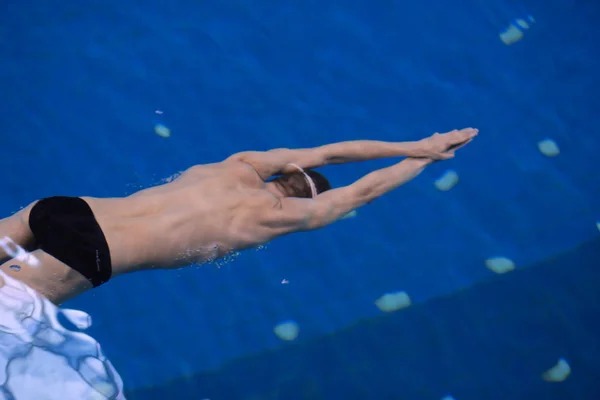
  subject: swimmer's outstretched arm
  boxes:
[268,157,433,233]
[227,128,477,179]
[227,141,422,179]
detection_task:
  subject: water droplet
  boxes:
[9,265,21,272]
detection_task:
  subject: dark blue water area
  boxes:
[127,238,600,399]
[1,0,599,393]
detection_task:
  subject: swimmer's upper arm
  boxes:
[226,148,326,179]
[271,186,361,233]
[269,157,434,234]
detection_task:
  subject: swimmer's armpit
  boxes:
[273,158,432,232]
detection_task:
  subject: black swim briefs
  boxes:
[28,196,112,287]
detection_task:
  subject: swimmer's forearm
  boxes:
[302,158,431,229]
[318,140,420,165]
[300,157,432,229]
[348,158,432,205]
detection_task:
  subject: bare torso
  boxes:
[87,161,281,276]
[0,160,291,303]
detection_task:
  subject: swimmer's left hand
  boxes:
[414,128,478,160]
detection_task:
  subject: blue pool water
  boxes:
[1,0,599,398]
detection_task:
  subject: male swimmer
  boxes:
[0,128,477,305]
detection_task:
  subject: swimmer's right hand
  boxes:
[415,128,478,160]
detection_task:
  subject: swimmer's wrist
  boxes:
[394,141,421,157]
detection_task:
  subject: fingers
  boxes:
[446,138,473,153]
[439,128,478,140]
[442,128,478,149]
[456,127,478,140]
[426,128,476,163]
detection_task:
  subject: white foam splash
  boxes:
[0,271,125,399]
[0,236,39,267]
[339,210,357,220]
[60,309,93,330]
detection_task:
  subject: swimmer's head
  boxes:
[271,169,332,199]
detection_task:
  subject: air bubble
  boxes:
[274,321,299,341]
[154,123,171,138]
[542,358,571,382]
[434,170,459,191]
[375,291,412,312]
[538,139,560,157]
[340,210,357,220]
[485,257,515,274]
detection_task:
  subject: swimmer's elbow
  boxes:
[308,187,363,229]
